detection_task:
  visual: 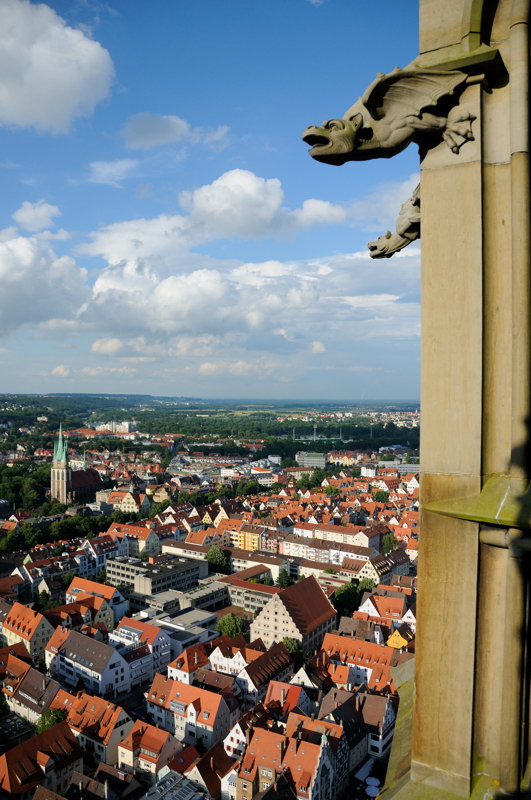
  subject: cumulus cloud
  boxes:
[91,337,123,355]
[122,112,229,150]
[311,341,327,354]
[0,235,88,335]
[288,199,347,228]
[50,365,70,377]
[12,200,61,232]
[180,169,284,239]
[81,169,346,266]
[89,159,138,188]
[0,168,417,395]
[0,0,114,133]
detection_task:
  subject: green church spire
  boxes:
[53,423,68,464]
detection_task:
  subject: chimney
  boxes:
[245,720,254,745]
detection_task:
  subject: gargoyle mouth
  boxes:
[302,129,330,148]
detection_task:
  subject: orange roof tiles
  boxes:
[147,674,224,723]
[0,721,82,796]
[66,577,118,602]
[51,690,128,746]
[119,719,173,758]
[4,603,45,642]
[115,617,162,646]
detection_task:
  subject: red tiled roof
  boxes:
[278,576,336,635]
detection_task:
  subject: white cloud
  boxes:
[91,337,123,355]
[61,172,420,382]
[0,227,19,242]
[288,198,347,228]
[50,364,70,377]
[201,125,230,146]
[180,169,284,239]
[311,341,326,354]
[0,235,88,335]
[198,361,219,376]
[12,200,61,232]
[340,294,401,310]
[171,335,221,357]
[122,112,230,150]
[80,366,136,376]
[81,170,346,265]
[229,260,292,287]
[0,0,114,133]
[35,228,70,242]
[198,358,276,377]
[89,159,138,188]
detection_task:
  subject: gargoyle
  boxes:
[302,67,476,164]
[368,183,420,259]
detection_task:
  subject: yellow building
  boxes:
[3,602,55,661]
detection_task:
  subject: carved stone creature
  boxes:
[368,183,420,259]
[302,67,476,164]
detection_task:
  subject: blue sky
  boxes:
[0,0,420,401]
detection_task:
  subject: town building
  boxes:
[2,602,55,661]
[0,720,83,799]
[146,673,232,751]
[109,617,173,683]
[44,593,114,635]
[50,426,101,505]
[51,689,134,765]
[2,655,60,723]
[117,720,182,781]
[250,576,336,654]
[295,452,327,468]
[45,628,131,696]
[65,577,129,624]
[106,555,208,596]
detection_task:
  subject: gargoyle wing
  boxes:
[360,68,468,122]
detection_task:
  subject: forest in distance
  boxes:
[0,393,419,454]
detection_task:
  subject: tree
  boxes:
[381,532,397,555]
[333,578,377,617]
[33,590,55,612]
[206,544,229,574]
[35,708,67,734]
[150,499,171,518]
[282,637,304,670]
[216,613,245,639]
[276,569,294,589]
[281,457,297,468]
[373,490,390,503]
[61,570,76,588]
[332,582,360,616]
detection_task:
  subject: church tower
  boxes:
[51,424,71,504]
